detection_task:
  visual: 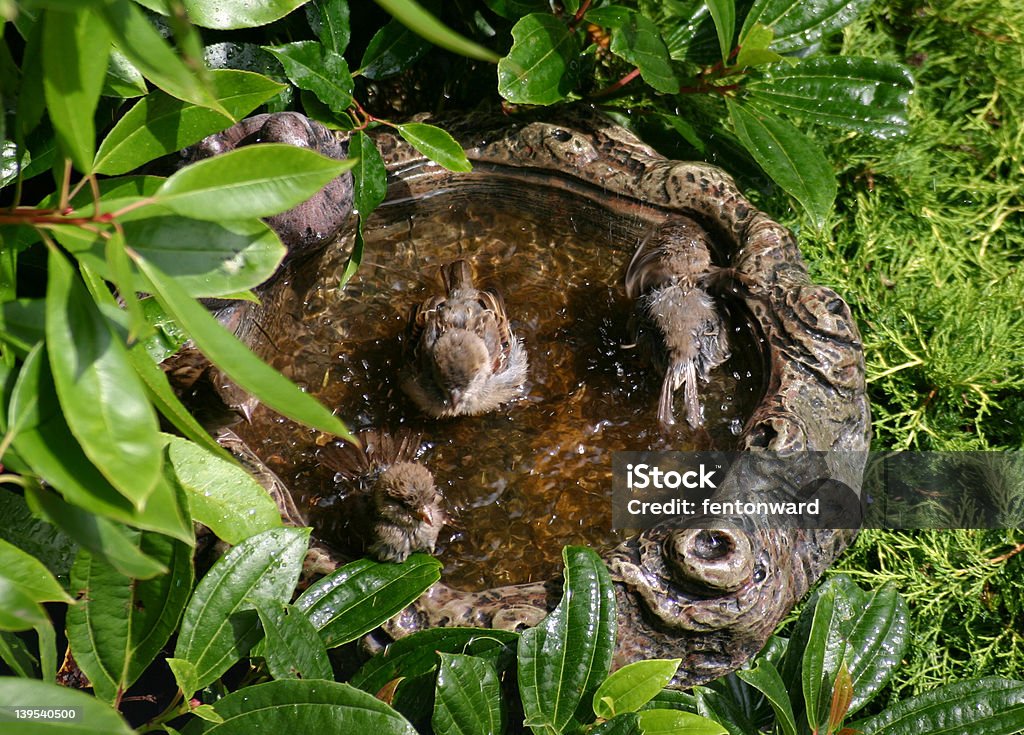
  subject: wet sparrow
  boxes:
[402,259,528,418]
[625,219,730,428]
[318,430,448,563]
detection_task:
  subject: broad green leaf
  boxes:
[307,0,351,54]
[295,555,441,647]
[733,24,784,68]
[105,232,151,342]
[44,249,164,507]
[14,16,45,139]
[253,601,333,681]
[153,143,354,221]
[94,69,285,175]
[498,13,581,105]
[352,130,388,217]
[636,709,728,735]
[35,617,57,683]
[644,688,699,713]
[25,485,168,579]
[0,488,77,582]
[174,0,308,30]
[849,677,1024,735]
[590,713,642,735]
[127,345,235,462]
[593,659,681,719]
[695,685,757,735]
[41,8,110,171]
[102,47,148,98]
[0,538,72,605]
[264,42,354,116]
[66,534,193,704]
[802,580,855,732]
[726,99,836,228]
[432,653,505,735]
[745,57,914,138]
[352,627,518,694]
[167,434,282,545]
[740,0,875,53]
[0,630,39,678]
[0,299,45,353]
[166,657,199,697]
[585,7,678,94]
[360,17,432,80]
[98,0,225,114]
[179,679,416,734]
[0,677,135,733]
[519,546,616,733]
[0,140,27,191]
[373,0,500,62]
[706,0,736,63]
[396,123,471,173]
[0,578,47,631]
[132,257,354,440]
[735,659,797,735]
[174,527,310,693]
[844,585,910,715]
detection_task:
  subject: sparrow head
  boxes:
[374,461,445,529]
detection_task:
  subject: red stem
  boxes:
[591,67,642,98]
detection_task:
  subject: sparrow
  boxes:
[624,218,730,429]
[318,430,448,563]
[401,259,528,418]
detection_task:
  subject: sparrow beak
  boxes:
[447,388,462,407]
[418,507,436,526]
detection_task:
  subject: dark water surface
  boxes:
[233,188,763,589]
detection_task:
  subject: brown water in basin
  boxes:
[233,186,763,590]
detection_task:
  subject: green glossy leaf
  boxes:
[802,580,855,732]
[127,345,235,461]
[153,143,354,220]
[132,257,354,440]
[519,546,616,733]
[593,658,681,719]
[740,0,874,53]
[644,688,699,713]
[432,653,505,735]
[295,555,441,648]
[360,17,432,80]
[95,69,285,175]
[44,249,164,507]
[104,232,151,342]
[98,0,225,114]
[0,538,72,605]
[695,686,756,735]
[734,23,784,68]
[66,534,193,703]
[0,140,27,191]
[180,679,416,734]
[166,656,200,697]
[498,13,581,105]
[167,434,282,545]
[745,57,914,138]
[727,99,836,227]
[373,0,499,62]
[352,627,518,694]
[0,677,135,733]
[307,0,351,54]
[174,527,310,694]
[103,47,148,98]
[41,8,110,171]
[0,630,39,678]
[482,0,550,20]
[15,16,45,139]
[844,585,910,715]
[0,577,47,631]
[253,601,333,681]
[706,0,736,62]
[176,0,308,30]
[0,488,77,582]
[264,42,354,116]
[636,709,728,735]
[352,130,387,218]
[590,712,642,735]
[0,299,45,353]
[26,486,168,579]
[735,659,797,735]
[849,677,1024,735]
[396,123,471,173]
[585,7,678,94]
